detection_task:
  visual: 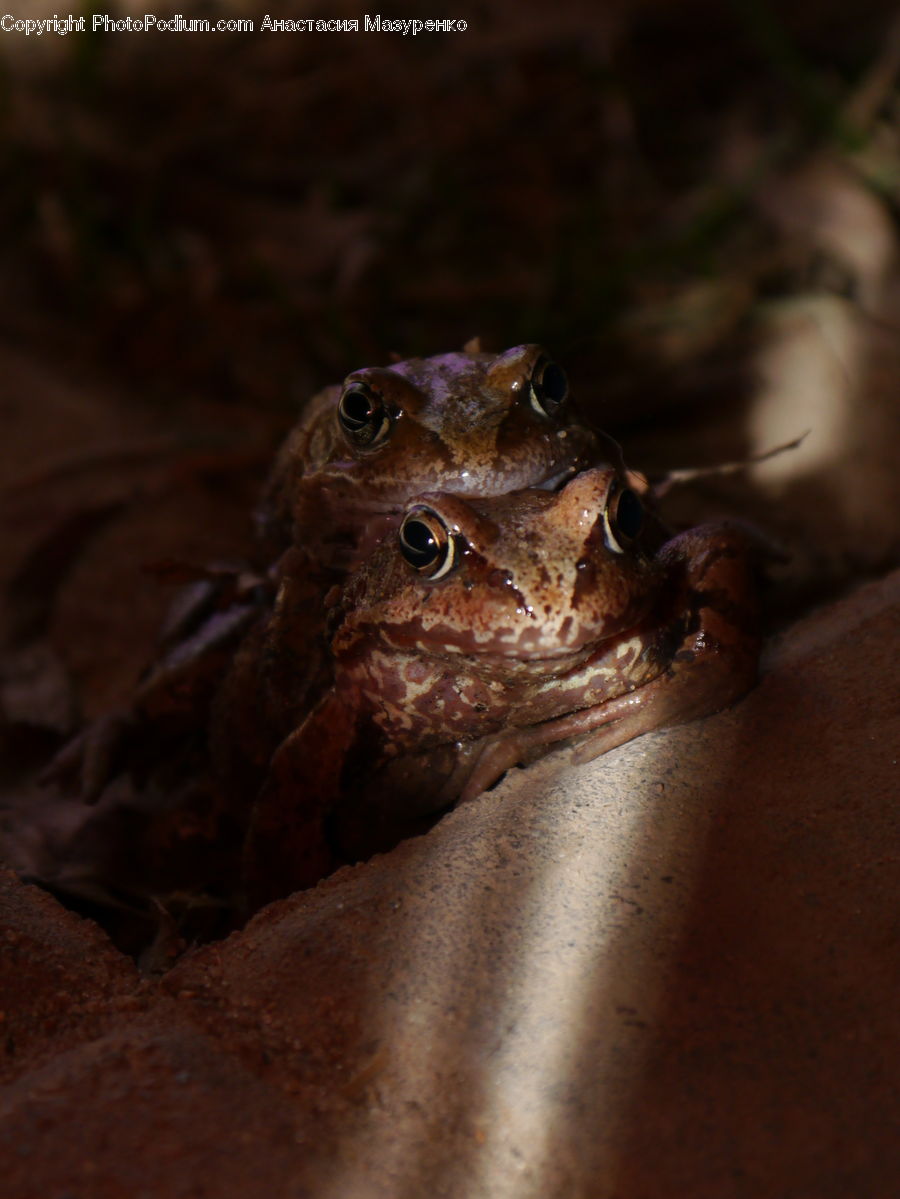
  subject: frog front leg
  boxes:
[208,550,339,808]
[453,521,765,799]
[41,585,265,802]
[544,520,765,765]
[241,688,360,912]
[572,520,765,759]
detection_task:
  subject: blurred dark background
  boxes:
[3,1,895,396]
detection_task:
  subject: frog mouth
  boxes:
[340,463,574,520]
[531,430,625,494]
[532,464,578,492]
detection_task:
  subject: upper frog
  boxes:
[244,466,763,906]
[261,342,609,570]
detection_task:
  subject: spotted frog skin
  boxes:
[261,341,605,569]
[51,343,607,803]
[213,342,613,783]
[244,466,762,907]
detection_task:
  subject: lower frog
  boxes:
[244,465,765,908]
[47,343,606,804]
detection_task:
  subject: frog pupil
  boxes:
[340,388,374,431]
[529,358,569,418]
[615,488,643,540]
[401,519,440,567]
[338,384,392,448]
[538,361,567,410]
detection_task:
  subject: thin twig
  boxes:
[651,431,809,498]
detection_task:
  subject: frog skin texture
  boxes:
[243,465,763,910]
[38,345,618,915]
[51,344,605,796]
[260,341,607,569]
[210,343,615,797]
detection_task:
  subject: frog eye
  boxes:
[337,381,392,449]
[528,356,569,420]
[399,507,457,579]
[602,484,644,554]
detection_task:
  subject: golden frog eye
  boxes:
[337,381,392,449]
[602,483,644,554]
[528,355,569,420]
[399,506,457,579]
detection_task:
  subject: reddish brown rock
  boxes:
[0,869,139,1084]
[0,1005,305,1199]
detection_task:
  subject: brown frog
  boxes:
[50,343,606,801]
[37,345,612,929]
[213,342,613,787]
[244,465,763,908]
[261,340,605,568]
